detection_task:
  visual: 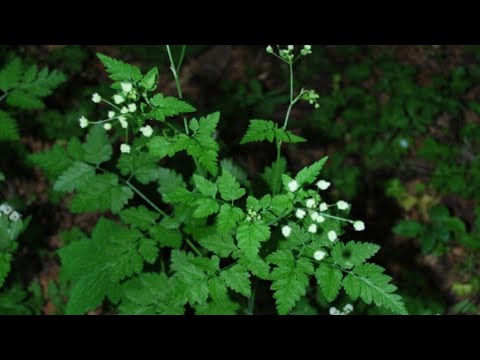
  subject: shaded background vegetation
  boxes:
[1,45,480,315]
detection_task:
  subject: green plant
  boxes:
[28,45,406,315]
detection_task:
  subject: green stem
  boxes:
[273,61,295,195]
[247,282,256,315]
[0,92,8,102]
[166,45,189,135]
[186,237,202,257]
[177,45,187,74]
[125,180,168,217]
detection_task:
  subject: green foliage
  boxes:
[241,119,306,144]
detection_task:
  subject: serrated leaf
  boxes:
[138,238,159,264]
[198,233,237,258]
[82,125,112,165]
[236,222,271,258]
[120,206,160,230]
[193,174,217,198]
[59,218,146,314]
[149,224,182,249]
[275,128,307,143]
[315,263,343,302]
[217,204,244,234]
[220,264,251,297]
[139,67,159,91]
[53,162,95,192]
[0,58,22,91]
[97,53,142,83]
[241,119,277,144]
[70,174,133,214]
[0,110,19,141]
[117,151,159,185]
[239,256,270,280]
[217,169,246,201]
[295,157,329,186]
[150,94,196,121]
[268,250,314,315]
[29,144,73,180]
[193,198,219,218]
[342,264,407,315]
[331,241,380,269]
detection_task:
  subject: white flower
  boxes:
[128,103,137,113]
[121,82,133,93]
[308,224,318,234]
[306,198,316,209]
[328,230,337,242]
[319,202,328,212]
[92,93,102,103]
[120,106,129,114]
[119,116,128,129]
[287,45,294,50]
[79,116,89,128]
[329,307,341,316]
[313,250,326,261]
[0,204,13,215]
[266,45,273,53]
[310,211,319,221]
[353,220,365,231]
[113,94,125,104]
[108,111,115,119]
[9,211,20,222]
[295,209,306,219]
[282,225,292,238]
[337,200,349,211]
[343,304,354,314]
[140,125,153,138]
[287,180,299,192]
[120,144,131,154]
[103,123,112,131]
[304,45,312,51]
[316,215,325,223]
[316,180,331,190]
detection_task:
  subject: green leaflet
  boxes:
[217,169,246,201]
[236,222,271,258]
[315,263,343,302]
[149,94,196,121]
[268,250,314,315]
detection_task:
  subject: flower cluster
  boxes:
[283,178,366,261]
[329,304,354,315]
[301,89,320,109]
[266,45,313,63]
[0,203,21,222]
[246,207,262,222]
[77,82,154,154]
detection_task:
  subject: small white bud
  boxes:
[316,215,326,223]
[306,198,316,209]
[0,204,13,215]
[282,225,292,238]
[120,106,129,114]
[92,93,102,103]
[9,211,21,222]
[319,202,328,212]
[329,307,341,316]
[353,221,365,231]
[79,116,89,128]
[108,111,115,119]
[337,200,350,211]
[113,94,125,104]
[308,224,318,234]
[295,209,306,219]
[328,230,337,242]
[304,45,312,51]
[121,82,133,93]
[128,103,137,113]
[140,125,153,138]
[316,180,331,190]
[287,180,299,192]
[119,116,128,129]
[343,304,354,314]
[288,45,294,51]
[266,45,273,53]
[310,211,319,221]
[103,123,112,131]
[313,250,326,261]
[120,144,131,154]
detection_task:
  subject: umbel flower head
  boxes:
[140,125,153,138]
[353,220,365,231]
[288,180,299,192]
[79,116,89,128]
[121,82,133,93]
[92,93,102,103]
[314,250,326,261]
[282,225,292,238]
[120,144,131,154]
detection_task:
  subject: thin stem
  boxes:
[273,61,295,195]
[319,213,354,223]
[125,180,168,217]
[0,92,8,102]
[177,45,187,74]
[166,45,189,135]
[185,237,202,257]
[247,282,256,315]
